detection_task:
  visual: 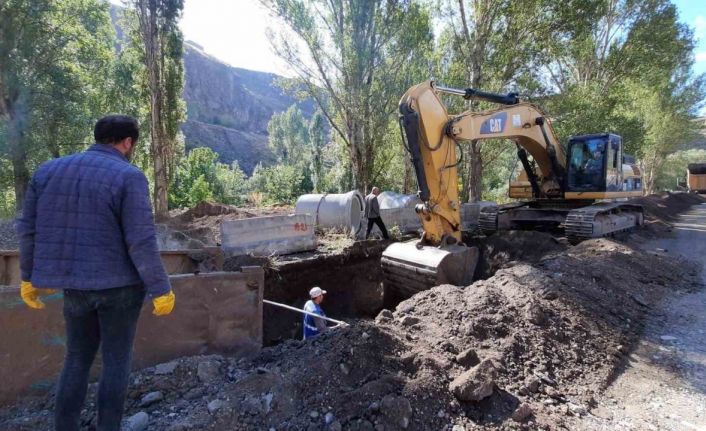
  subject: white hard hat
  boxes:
[309,287,327,298]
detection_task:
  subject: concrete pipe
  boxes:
[295,191,365,236]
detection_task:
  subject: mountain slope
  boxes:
[182,42,312,174]
[108,6,311,175]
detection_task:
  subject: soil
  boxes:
[1,193,705,431]
[570,201,706,430]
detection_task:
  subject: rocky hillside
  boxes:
[109,5,311,175]
[182,42,313,174]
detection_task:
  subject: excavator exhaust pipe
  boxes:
[381,240,479,301]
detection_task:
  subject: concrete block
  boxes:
[221,214,316,256]
[0,268,264,406]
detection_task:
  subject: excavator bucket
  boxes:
[381,240,479,300]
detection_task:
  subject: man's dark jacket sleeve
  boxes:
[121,171,170,297]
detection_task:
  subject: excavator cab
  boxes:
[566,133,623,193]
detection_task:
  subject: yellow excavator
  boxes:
[381,81,644,298]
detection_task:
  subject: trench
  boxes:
[253,230,566,346]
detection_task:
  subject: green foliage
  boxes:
[267,105,310,166]
[128,0,187,217]
[308,110,326,192]
[655,149,706,191]
[0,0,117,209]
[169,147,248,208]
[248,163,311,205]
[262,0,433,191]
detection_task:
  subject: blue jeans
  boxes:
[54,285,145,431]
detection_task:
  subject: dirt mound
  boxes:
[173,201,243,223]
[473,230,566,279]
[2,238,699,430]
[632,192,706,223]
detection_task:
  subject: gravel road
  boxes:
[576,202,706,431]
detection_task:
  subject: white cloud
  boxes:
[696,51,706,62]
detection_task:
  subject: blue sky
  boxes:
[673,0,706,76]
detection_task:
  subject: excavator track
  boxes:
[565,202,644,244]
[478,206,499,234]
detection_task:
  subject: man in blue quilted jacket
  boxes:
[16,115,175,431]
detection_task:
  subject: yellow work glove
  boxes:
[20,281,56,310]
[152,290,175,316]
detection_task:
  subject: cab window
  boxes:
[567,138,606,191]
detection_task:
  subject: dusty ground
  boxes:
[3,197,705,430]
[571,201,706,431]
[1,193,705,431]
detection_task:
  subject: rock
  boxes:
[340,363,350,375]
[512,403,533,423]
[451,426,465,431]
[376,309,393,323]
[310,410,319,419]
[124,411,149,431]
[525,302,547,326]
[542,289,559,300]
[183,387,205,400]
[660,335,677,341]
[380,395,412,429]
[525,378,541,394]
[455,348,480,368]
[261,393,274,414]
[362,332,370,340]
[330,421,343,431]
[325,412,335,424]
[207,399,225,414]
[568,403,587,416]
[449,359,497,402]
[369,401,380,412]
[242,396,262,415]
[154,361,178,375]
[197,360,221,383]
[139,391,164,407]
[166,422,192,431]
[399,316,420,327]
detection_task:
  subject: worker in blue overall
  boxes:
[303,287,328,340]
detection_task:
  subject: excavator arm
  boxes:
[398,80,566,247]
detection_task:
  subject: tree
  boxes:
[0,0,115,211]
[130,0,186,219]
[169,147,249,208]
[308,110,326,192]
[262,0,432,192]
[541,0,705,194]
[438,0,584,202]
[248,164,311,205]
[267,105,310,166]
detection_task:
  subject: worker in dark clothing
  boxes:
[364,186,389,239]
[16,115,175,431]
